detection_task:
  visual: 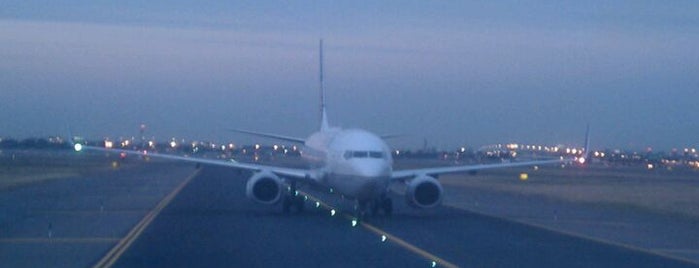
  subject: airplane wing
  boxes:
[74,144,318,181]
[391,158,570,180]
[393,125,589,180]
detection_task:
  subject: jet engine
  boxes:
[405,175,443,209]
[245,171,283,205]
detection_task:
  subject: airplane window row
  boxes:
[344,150,385,159]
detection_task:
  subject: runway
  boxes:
[0,152,195,267]
[110,165,697,267]
[2,152,697,267]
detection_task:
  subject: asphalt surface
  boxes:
[2,152,697,268]
[111,165,698,268]
[442,174,699,263]
[0,153,195,267]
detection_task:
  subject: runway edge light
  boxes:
[519,173,528,181]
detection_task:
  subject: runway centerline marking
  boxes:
[93,169,201,268]
[298,190,459,268]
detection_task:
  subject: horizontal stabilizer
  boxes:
[228,129,305,144]
[380,134,404,140]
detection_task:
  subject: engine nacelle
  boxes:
[245,171,283,205]
[405,175,443,209]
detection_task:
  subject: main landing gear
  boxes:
[282,180,304,213]
[355,195,393,219]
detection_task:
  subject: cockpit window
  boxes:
[353,151,369,158]
[369,151,384,158]
[344,150,385,159]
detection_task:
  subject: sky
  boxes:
[1,1,698,151]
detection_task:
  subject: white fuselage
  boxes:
[302,128,393,201]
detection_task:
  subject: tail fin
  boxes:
[319,39,330,132]
[577,124,591,165]
[583,124,590,157]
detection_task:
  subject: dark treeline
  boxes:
[0,138,68,150]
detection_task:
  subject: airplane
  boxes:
[72,40,584,218]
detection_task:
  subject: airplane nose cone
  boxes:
[355,161,391,177]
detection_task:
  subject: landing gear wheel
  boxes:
[355,201,371,220]
[381,198,393,216]
[282,196,292,214]
[294,195,305,213]
[282,179,304,214]
[371,200,380,216]
[282,195,304,214]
